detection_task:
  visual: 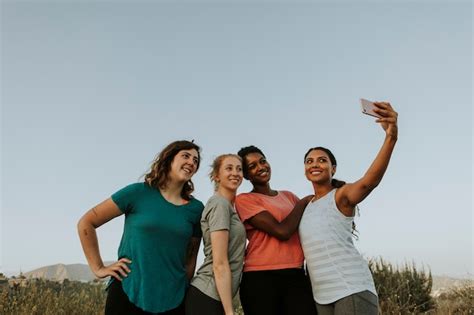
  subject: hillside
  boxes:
[23,263,98,282]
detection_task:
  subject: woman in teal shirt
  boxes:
[78,140,204,315]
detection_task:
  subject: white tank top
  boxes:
[299,189,377,304]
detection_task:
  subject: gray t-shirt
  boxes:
[190,194,246,301]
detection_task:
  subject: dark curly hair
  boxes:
[144,140,201,200]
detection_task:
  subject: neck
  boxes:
[251,182,277,196]
[311,181,334,200]
[160,180,186,204]
[216,187,237,204]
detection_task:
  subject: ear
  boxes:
[331,165,337,176]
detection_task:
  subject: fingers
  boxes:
[118,258,132,273]
[109,270,123,282]
[373,102,398,120]
[99,259,132,281]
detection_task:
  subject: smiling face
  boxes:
[214,156,243,193]
[244,152,271,185]
[169,149,199,183]
[304,149,336,184]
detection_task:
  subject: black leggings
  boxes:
[105,280,185,315]
[184,285,225,315]
[239,268,317,315]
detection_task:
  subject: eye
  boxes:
[248,163,256,170]
[318,158,327,163]
[193,157,198,165]
[305,159,312,164]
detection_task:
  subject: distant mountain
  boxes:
[23,263,109,282]
[20,263,474,292]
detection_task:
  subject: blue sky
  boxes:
[1,1,472,277]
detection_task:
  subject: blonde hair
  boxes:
[209,154,242,191]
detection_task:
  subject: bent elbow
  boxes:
[274,230,292,241]
[77,215,96,232]
[212,260,229,276]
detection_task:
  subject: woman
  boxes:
[77,140,204,315]
[299,102,398,314]
[235,146,317,315]
[186,154,246,315]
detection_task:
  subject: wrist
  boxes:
[385,133,398,142]
[92,263,105,274]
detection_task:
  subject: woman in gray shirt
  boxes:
[186,154,246,315]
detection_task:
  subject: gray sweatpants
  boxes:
[316,290,379,315]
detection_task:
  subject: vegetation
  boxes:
[435,283,474,314]
[369,257,435,313]
[1,260,472,314]
[0,279,106,315]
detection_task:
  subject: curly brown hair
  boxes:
[144,140,201,200]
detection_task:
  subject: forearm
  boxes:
[279,200,308,236]
[213,263,234,315]
[363,134,397,189]
[186,258,197,281]
[77,218,104,273]
[248,199,310,241]
[185,237,200,280]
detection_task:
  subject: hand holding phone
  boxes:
[360,98,382,118]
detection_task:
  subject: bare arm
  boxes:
[337,102,398,215]
[77,198,131,281]
[185,236,201,281]
[247,195,313,241]
[211,230,234,315]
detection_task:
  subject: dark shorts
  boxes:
[239,268,317,315]
[105,280,185,315]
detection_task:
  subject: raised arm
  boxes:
[337,102,398,213]
[211,230,234,315]
[246,195,313,241]
[77,198,131,281]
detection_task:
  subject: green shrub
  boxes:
[369,257,435,314]
[0,278,106,315]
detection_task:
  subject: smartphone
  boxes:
[360,98,381,118]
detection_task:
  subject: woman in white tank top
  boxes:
[299,101,398,315]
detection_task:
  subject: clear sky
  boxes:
[1,1,472,278]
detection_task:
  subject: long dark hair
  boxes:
[144,140,201,200]
[304,146,359,237]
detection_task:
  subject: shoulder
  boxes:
[279,190,299,202]
[236,192,258,202]
[207,194,231,208]
[203,195,231,215]
[188,196,205,211]
[113,182,147,198]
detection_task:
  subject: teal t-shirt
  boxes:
[111,183,204,313]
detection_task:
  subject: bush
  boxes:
[0,278,106,315]
[369,257,435,314]
[435,283,474,314]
